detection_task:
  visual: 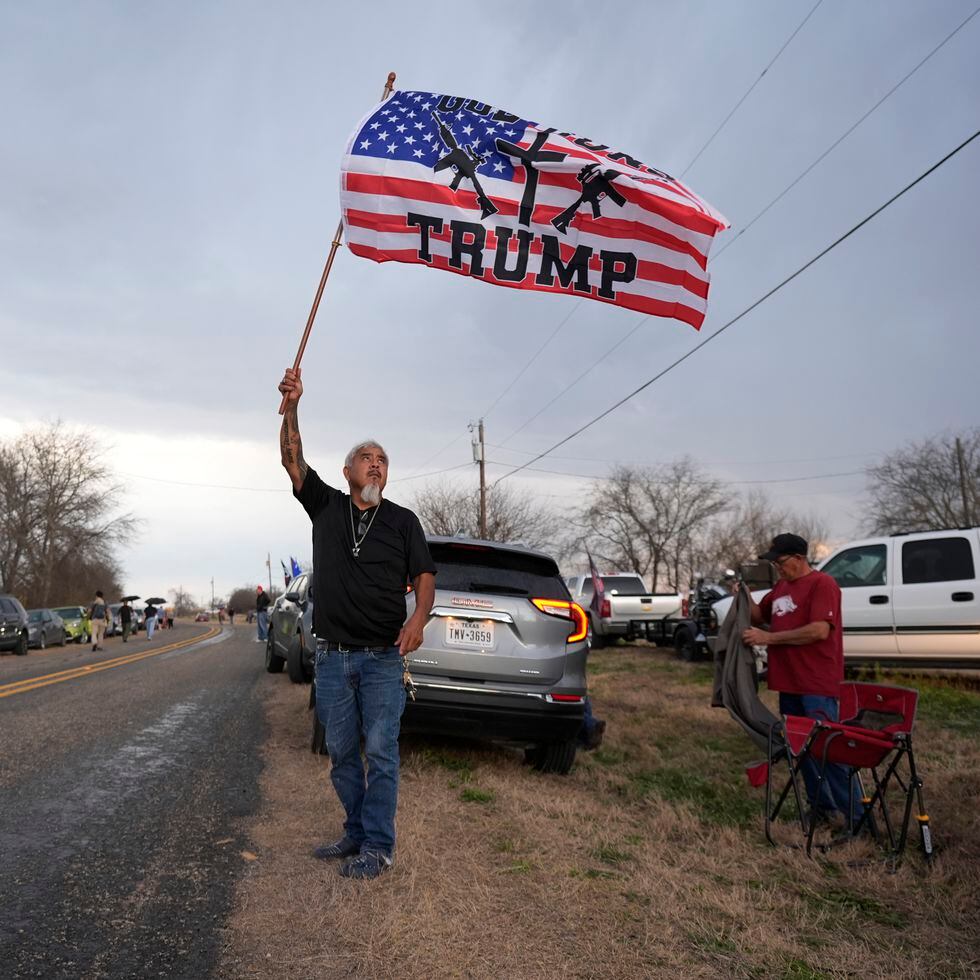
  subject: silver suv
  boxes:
[404,536,589,774]
[308,537,590,773]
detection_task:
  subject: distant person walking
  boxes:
[119,600,134,643]
[144,601,157,640]
[255,586,271,643]
[279,365,436,880]
[88,591,109,652]
[166,605,174,629]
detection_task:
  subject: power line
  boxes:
[680,0,824,177]
[491,127,980,485]
[121,471,289,493]
[485,460,865,484]
[710,4,980,262]
[499,314,646,443]
[388,461,472,484]
[400,430,468,477]
[491,9,978,445]
[482,300,583,417]
[486,444,882,466]
[121,458,473,493]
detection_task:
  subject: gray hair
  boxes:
[345,440,388,469]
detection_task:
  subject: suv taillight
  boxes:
[681,596,689,618]
[599,598,611,619]
[531,599,589,643]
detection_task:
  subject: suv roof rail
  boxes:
[889,525,980,538]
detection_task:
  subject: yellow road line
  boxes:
[0,626,223,699]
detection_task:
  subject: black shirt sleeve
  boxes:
[293,466,337,521]
[405,513,436,580]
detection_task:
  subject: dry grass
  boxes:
[220,647,980,980]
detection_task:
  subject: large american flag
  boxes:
[340,90,728,329]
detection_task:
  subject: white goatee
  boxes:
[361,483,381,506]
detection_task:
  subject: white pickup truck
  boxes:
[565,573,682,649]
[712,527,980,667]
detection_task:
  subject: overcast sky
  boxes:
[1,0,978,604]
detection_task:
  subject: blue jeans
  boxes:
[315,644,407,858]
[257,610,269,641]
[145,616,156,640]
[779,693,863,825]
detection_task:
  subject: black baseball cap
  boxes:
[759,533,808,561]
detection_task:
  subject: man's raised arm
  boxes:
[278,367,308,492]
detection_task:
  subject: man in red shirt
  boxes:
[741,533,860,828]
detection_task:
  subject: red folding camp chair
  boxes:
[760,682,933,865]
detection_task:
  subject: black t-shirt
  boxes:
[294,467,435,646]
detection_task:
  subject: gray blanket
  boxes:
[711,587,780,750]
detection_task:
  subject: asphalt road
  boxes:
[0,623,266,979]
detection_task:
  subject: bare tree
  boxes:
[694,488,829,576]
[578,459,728,590]
[169,586,197,617]
[865,428,980,534]
[411,478,565,554]
[0,423,136,607]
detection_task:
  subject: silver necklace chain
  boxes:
[349,498,380,558]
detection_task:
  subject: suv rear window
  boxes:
[429,542,569,600]
[602,576,648,596]
[902,537,975,584]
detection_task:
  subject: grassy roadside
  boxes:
[221,646,980,979]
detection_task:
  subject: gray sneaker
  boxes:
[339,851,392,880]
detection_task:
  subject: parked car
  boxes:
[565,572,681,648]
[26,608,67,649]
[53,605,91,644]
[0,594,30,655]
[106,603,123,637]
[312,536,591,774]
[712,527,980,668]
[266,573,314,683]
[106,603,141,636]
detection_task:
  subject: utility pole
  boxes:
[266,552,273,592]
[471,419,487,539]
[210,577,215,616]
[955,437,973,526]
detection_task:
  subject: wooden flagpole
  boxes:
[278,71,397,415]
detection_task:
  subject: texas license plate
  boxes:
[445,620,495,650]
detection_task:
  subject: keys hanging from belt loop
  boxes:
[402,658,416,701]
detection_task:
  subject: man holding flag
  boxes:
[278,365,435,880]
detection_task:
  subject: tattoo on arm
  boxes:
[280,409,308,479]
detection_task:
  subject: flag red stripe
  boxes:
[345,209,710,298]
[344,172,709,266]
[346,242,707,329]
